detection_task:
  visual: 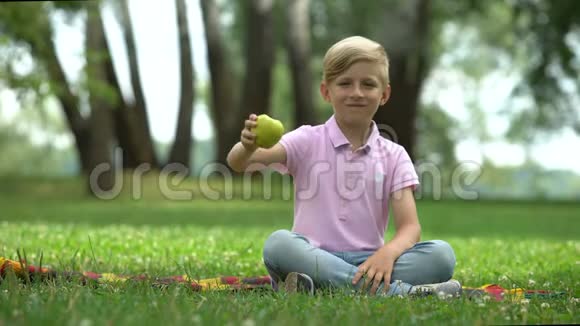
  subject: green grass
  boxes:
[0,176,578,325]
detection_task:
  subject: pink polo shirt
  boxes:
[277,115,419,252]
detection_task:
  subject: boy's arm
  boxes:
[384,187,421,255]
[351,186,421,293]
[226,113,287,172]
[227,142,287,172]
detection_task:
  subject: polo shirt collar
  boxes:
[325,115,380,152]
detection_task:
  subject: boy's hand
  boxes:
[352,247,397,295]
[241,114,258,152]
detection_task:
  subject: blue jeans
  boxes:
[263,230,456,296]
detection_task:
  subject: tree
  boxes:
[66,0,163,171]
[415,104,458,170]
[309,0,580,159]
[200,0,238,166]
[2,0,578,176]
[110,0,196,171]
[167,0,196,171]
[116,0,159,169]
[0,94,76,176]
[85,2,116,191]
[201,0,275,165]
[284,0,317,127]
[0,3,92,172]
[420,0,580,149]
[374,0,431,160]
[507,0,580,138]
[0,0,197,192]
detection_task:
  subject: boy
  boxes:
[227,36,460,297]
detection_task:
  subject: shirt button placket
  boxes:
[339,198,347,221]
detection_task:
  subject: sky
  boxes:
[0,0,579,174]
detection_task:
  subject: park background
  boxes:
[0,0,578,325]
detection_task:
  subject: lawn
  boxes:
[0,176,578,325]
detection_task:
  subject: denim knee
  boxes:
[429,240,456,281]
[262,229,293,265]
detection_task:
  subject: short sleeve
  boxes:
[277,125,312,176]
[390,148,420,194]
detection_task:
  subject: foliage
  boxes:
[510,0,580,133]
[475,159,580,200]
[0,93,77,176]
[270,51,294,128]
[416,104,458,169]
[0,0,579,177]
[0,2,122,113]
[433,0,580,141]
[309,0,388,55]
[0,122,76,176]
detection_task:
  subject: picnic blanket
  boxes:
[0,256,566,300]
[0,256,271,291]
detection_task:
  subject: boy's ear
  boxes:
[320,82,331,103]
[380,84,391,106]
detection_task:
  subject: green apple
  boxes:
[252,114,285,149]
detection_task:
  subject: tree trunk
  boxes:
[210,0,276,166]
[285,0,317,127]
[373,0,430,160]
[168,0,195,172]
[118,0,159,168]
[24,5,91,173]
[200,0,238,165]
[98,22,139,170]
[45,43,92,174]
[85,3,117,193]
[237,0,275,122]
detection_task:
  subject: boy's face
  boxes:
[320,61,390,128]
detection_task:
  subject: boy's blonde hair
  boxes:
[322,36,390,88]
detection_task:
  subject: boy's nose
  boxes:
[350,85,364,98]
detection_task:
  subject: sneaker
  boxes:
[284,272,314,295]
[409,279,462,298]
